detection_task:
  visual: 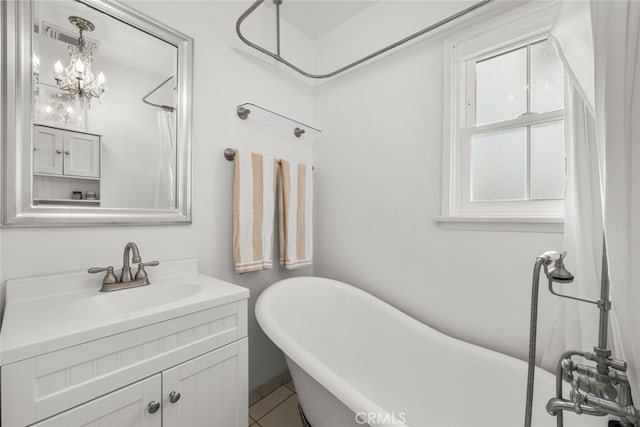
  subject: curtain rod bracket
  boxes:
[237,107,251,120]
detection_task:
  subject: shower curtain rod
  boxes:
[142,74,176,112]
[236,0,495,79]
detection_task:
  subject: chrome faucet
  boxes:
[121,242,142,283]
[529,242,640,427]
[88,242,159,292]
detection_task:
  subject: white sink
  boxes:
[68,282,203,314]
[0,259,249,365]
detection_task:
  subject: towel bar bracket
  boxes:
[224,148,236,161]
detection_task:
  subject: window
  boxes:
[440,3,565,232]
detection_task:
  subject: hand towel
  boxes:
[278,160,313,269]
[233,151,277,273]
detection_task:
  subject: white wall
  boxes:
[1,0,315,391]
[313,1,565,365]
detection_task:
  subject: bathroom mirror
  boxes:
[1,0,193,226]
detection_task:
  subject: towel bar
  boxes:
[224,148,315,171]
[236,103,320,138]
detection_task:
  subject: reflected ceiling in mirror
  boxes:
[2,0,193,226]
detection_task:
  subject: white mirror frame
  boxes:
[1,0,193,227]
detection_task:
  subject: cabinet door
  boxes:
[33,126,63,174]
[34,375,161,427]
[163,339,248,427]
[63,131,100,177]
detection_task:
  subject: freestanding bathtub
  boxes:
[256,277,606,427]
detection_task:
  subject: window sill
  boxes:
[435,216,564,233]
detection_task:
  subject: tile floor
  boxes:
[249,380,304,427]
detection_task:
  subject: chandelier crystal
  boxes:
[53,16,105,107]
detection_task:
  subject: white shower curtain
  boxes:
[548,0,640,399]
[155,110,177,209]
[540,81,602,370]
[592,0,640,400]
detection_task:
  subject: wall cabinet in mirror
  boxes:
[1,0,193,226]
[33,125,101,206]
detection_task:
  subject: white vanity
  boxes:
[0,259,249,427]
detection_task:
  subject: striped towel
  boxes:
[233,151,277,273]
[278,160,313,269]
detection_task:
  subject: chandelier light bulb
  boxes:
[75,59,85,74]
[54,60,64,76]
[97,72,105,85]
[32,54,40,72]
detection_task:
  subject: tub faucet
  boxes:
[534,241,640,427]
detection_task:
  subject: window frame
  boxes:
[439,2,564,232]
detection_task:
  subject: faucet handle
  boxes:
[88,266,118,285]
[135,261,159,281]
[141,261,160,267]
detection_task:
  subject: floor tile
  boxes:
[258,394,303,427]
[257,375,284,397]
[284,379,296,392]
[249,385,294,420]
[249,390,263,406]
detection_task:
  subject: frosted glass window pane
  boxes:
[531,121,566,200]
[471,128,526,201]
[476,48,527,125]
[531,41,564,113]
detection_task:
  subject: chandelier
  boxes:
[53,16,106,107]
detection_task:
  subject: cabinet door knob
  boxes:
[64,150,70,155]
[148,401,161,414]
[169,391,181,403]
[56,149,61,154]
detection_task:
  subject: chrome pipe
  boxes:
[275,0,281,56]
[583,393,638,419]
[598,238,610,349]
[235,0,495,79]
[546,398,606,417]
[554,350,590,427]
[524,257,546,427]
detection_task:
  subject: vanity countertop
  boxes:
[0,259,249,365]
